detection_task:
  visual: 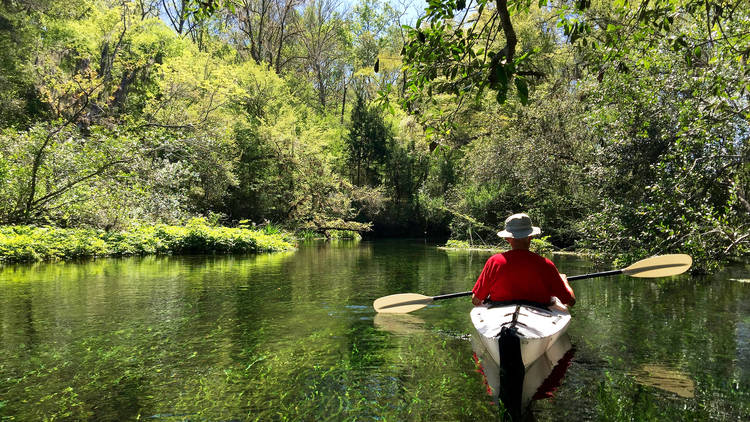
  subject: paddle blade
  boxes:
[373,293,433,314]
[622,254,692,278]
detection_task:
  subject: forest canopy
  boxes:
[0,0,747,271]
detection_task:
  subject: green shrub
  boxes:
[445,239,470,249]
[262,222,282,235]
[297,229,320,240]
[531,236,555,254]
[0,223,295,263]
[325,230,361,240]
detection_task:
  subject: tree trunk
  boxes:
[340,78,347,124]
[495,0,517,61]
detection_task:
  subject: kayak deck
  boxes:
[471,303,571,368]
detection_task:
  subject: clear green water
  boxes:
[0,240,748,421]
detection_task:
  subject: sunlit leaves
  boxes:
[185,0,236,21]
[0,220,293,262]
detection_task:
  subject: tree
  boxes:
[575,28,749,271]
[226,0,303,73]
[401,0,750,112]
[350,0,404,92]
[395,0,748,268]
[401,0,540,113]
[297,0,350,109]
[0,123,130,226]
[345,92,392,186]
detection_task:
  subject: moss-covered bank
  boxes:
[0,219,295,263]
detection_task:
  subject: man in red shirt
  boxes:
[471,213,575,308]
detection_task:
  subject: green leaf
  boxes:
[489,62,508,89]
[515,50,531,64]
[496,87,507,104]
[515,77,529,105]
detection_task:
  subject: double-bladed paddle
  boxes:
[372,254,692,314]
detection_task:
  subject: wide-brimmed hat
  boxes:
[497,213,541,239]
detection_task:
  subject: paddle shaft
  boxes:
[433,291,473,300]
[432,270,623,301]
[567,269,622,281]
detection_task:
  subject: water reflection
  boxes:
[0,242,748,421]
[630,364,695,398]
[472,333,574,419]
[373,313,426,335]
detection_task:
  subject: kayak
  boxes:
[470,302,573,417]
[471,302,571,368]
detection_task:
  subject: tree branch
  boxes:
[724,233,749,254]
[30,159,130,210]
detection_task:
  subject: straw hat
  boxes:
[497,213,541,239]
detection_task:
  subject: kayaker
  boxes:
[471,213,576,309]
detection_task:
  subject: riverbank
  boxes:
[437,238,579,256]
[0,219,295,263]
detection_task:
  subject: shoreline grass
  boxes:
[439,237,563,255]
[0,219,295,263]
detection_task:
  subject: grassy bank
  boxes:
[0,219,295,263]
[440,237,559,255]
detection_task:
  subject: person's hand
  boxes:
[471,294,484,306]
[559,273,576,306]
[549,296,568,312]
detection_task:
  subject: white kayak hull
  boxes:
[471,303,571,368]
[470,303,573,416]
[472,332,573,409]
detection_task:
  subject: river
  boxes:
[1,240,748,420]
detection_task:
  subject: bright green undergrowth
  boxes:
[295,229,362,241]
[325,230,362,240]
[444,236,555,254]
[0,219,295,262]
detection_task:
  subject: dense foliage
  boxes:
[0,0,747,271]
[0,219,294,262]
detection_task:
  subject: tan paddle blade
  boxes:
[622,254,692,278]
[373,293,434,314]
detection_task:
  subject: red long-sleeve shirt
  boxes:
[472,250,575,305]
